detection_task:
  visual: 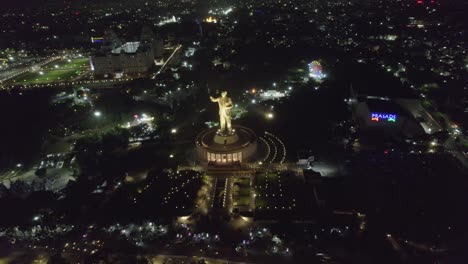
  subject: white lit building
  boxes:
[90,27,164,77]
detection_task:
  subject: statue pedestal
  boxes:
[195,125,257,163]
[214,132,239,145]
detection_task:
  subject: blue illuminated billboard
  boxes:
[371,113,397,122]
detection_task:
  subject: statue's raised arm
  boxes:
[210,96,219,102]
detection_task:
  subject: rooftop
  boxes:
[112,41,141,54]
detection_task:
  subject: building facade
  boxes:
[90,27,164,77]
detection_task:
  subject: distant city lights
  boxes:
[158,16,178,26]
[223,7,233,15]
[206,17,218,23]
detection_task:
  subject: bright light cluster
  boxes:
[308,60,326,81]
[206,17,218,23]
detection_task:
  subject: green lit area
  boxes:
[42,58,89,70]
[232,178,251,208]
[7,58,89,85]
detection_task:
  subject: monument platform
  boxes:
[195,125,257,164]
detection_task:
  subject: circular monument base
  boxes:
[213,131,239,145]
[196,125,257,164]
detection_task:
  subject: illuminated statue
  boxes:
[210,91,234,135]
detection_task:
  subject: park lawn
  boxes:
[255,171,299,211]
[236,195,250,206]
[42,58,90,70]
[255,197,267,208]
[233,185,250,198]
[238,188,251,196]
[9,69,84,84]
[255,194,294,210]
[236,177,250,185]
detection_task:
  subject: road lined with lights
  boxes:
[151,44,183,79]
[0,56,61,84]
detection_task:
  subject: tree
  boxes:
[102,127,130,153]
[0,183,10,197]
[74,133,102,173]
[48,252,68,264]
[9,180,31,196]
[35,168,47,178]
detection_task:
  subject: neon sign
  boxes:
[91,37,104,43]
[371,113,397,122]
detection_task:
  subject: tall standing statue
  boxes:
[210,91,234,135]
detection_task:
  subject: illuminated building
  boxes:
[90,27,164,76]
[258,90,287,101]
[157,16,178,26]
[196,126,257,164]
[352,97,425,141]
[350,95,442,140]
[196,93,257,164]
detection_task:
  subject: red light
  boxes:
[384,150,390,154]
[417,0,423,4]
[134,114,139,119]
[75,11,80,16]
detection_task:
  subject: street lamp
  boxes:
[266,113,274,119]
[94,111,101,117]
[171,128,178,134]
